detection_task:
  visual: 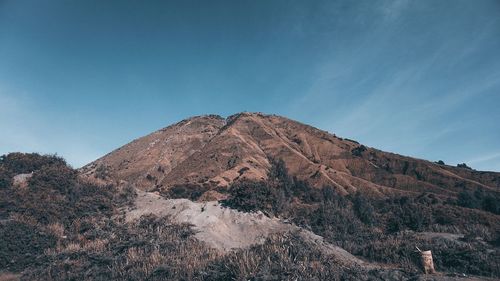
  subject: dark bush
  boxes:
[268,157,293,187]
[0,166,12,188]
[164,184,206,201]
[457,163,472,169]
[352,192,376,225]
[384,198,433,232]
[351,145,367,157]
[457,189,500,215]
[29,163,77,193]
[0,221,56,272]
[0,153,115,225]
[458,190,476,208]
[222,181,286,215]
[0,152,66,174]
[482,196,498,214]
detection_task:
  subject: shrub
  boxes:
[0,221,56,272]
[0,152,66,174]
[351,145,367,157]
[457,189,500,215]
[457,163,472,169]
[268,157,293,187]
[482,196,498,214]
[0,166,12,188]
[222,181,287,215]
[384,197,433,232]
[94,164,109,179]
[0,153,115,225]
[164,184,206,201]
[351,192,376,226]
[29,163,77,193]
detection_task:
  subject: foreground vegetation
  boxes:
[0,153,395,280]
[222,159,500,278]
[1,153,499,280]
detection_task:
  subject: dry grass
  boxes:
[24,215,223,281]
[0,273,20,281]
[45,222,65,238]
[8,213,39,227]
[203,233,379,280]
[2,153,499,280]
[46,238,108,256]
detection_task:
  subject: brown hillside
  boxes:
[80,112,500,198]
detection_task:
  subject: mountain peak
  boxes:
[80,113,500,199]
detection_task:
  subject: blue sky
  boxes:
[1,0,499,171]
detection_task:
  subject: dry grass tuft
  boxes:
[45,222,65,238]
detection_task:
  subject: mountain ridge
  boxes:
[80,112,500,200]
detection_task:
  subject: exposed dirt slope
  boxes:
[125,190,369,267]
[80,112,500,198]
[81,115,225,189]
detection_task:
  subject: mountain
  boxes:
[2,114,500,280]
[81,112,500,199]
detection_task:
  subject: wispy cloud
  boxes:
[283,1,500,171]
[465,152,500,172]
[380,0,410,21]
[467,152,500,165]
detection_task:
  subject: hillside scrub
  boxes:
[222,159,500,278]
[1,153,499,279]
[202,232,409,280]
[0,153,124,272]
[0,153,401,280]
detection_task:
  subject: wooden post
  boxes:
[416,247,435,274]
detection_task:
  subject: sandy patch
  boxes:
[124,190,368,267]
